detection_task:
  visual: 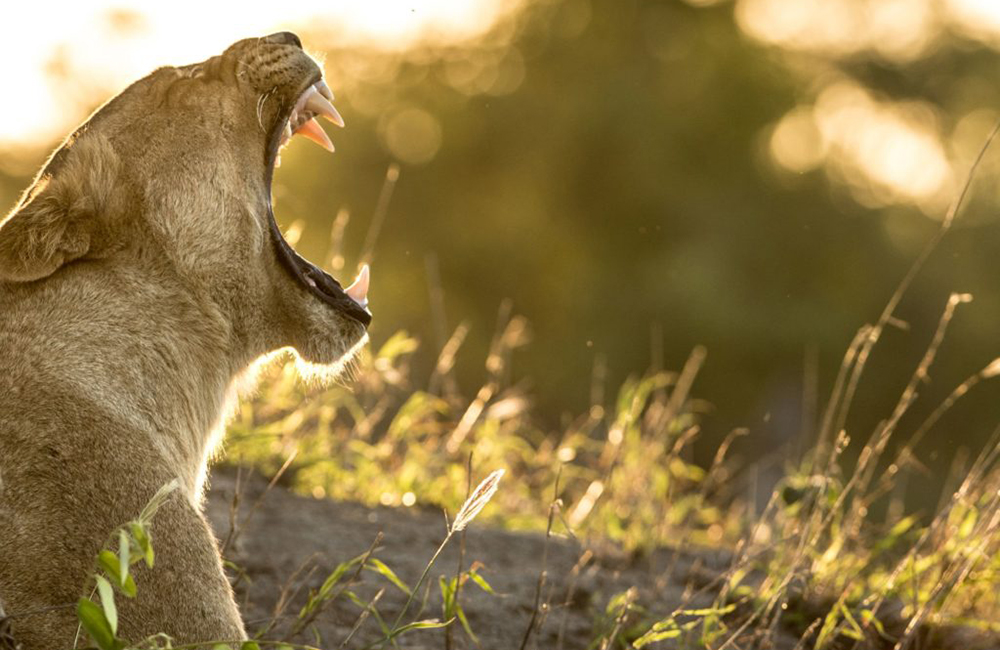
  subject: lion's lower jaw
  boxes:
[290,333,369,385]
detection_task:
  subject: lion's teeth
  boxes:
[345,264,370,307]
[315,80,334,102]
[301,86,345,128]
[294,117,335,152]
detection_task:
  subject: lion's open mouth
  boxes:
[264,77,372,328]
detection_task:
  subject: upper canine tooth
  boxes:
[302,86,345,128]
[315,80,335,101]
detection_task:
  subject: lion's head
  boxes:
[0,32,370,367]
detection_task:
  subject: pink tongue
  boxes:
[345,264,370,306]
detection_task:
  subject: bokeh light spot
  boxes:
[379,108,443,165]
[769,107,825,173]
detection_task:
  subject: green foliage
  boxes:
[228,329,732,554]
[77,598,120,650]
[438,565,495,645]
[290,551,371,638]
[365,559,411,597]
[75,481,178,650]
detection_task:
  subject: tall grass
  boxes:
[227,312,736,554]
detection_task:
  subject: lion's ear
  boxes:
[0,136,120,283]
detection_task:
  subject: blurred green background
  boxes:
[5,0,1000,499]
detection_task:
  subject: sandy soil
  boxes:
[204,467,763,650]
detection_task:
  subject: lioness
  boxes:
[0,33,371,647]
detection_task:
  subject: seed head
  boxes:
[452,469,505,532]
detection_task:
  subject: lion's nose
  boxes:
[263,32,302,49]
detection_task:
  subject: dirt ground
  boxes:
[205,467,779,650]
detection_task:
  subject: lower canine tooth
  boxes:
[295,117,335,152]
[345,264,370,306]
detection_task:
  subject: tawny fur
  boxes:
[0,35,367,648]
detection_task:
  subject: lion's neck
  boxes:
[5,262,256,503]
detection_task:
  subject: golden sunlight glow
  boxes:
[740,0,1000,213]
[0,0,511,147]
[947,0,1000,45]
[769,82,953,214]
[735,0,937,61]
[737,0,1000,58]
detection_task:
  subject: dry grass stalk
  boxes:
[339,588,385,650]
[359,163,400,267]
[519,468,562,650]
[222,450,298,557]
[444,453,474,650]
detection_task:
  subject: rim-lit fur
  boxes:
[0,36,366,647]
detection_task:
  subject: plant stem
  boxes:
[386,532,453,641]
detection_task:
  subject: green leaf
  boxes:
[814,604,841,650]
[298,557,359,619]
[860,609,890,640]
[679,604,736,617]
[118,529,130,583]
[211,645,231,650]
[634,629,681,647]
[77,598,119,650]
[366,558,412,596]
[467,570,496,595]
[455,605,478,645]
[633,618,682,648]
[95,576,118,635]
[888,515,917,538]
[318,557,360,595]
[959,507,978,538]
[98,551,120,582]
[838,603,863,641]
[439,576,457,619]
[390,618,452,639]
[240,642,261,650]
[130,522,155,568]
[96,551,137,597]
[376,331,419,362]
[344,590,366,608]
[121,573,137,598]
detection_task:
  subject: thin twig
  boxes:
[445,453,474,650]
[222,450,298,557]
[519,467,562,650]
[339,588,385,650]
[359,164,400,266]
